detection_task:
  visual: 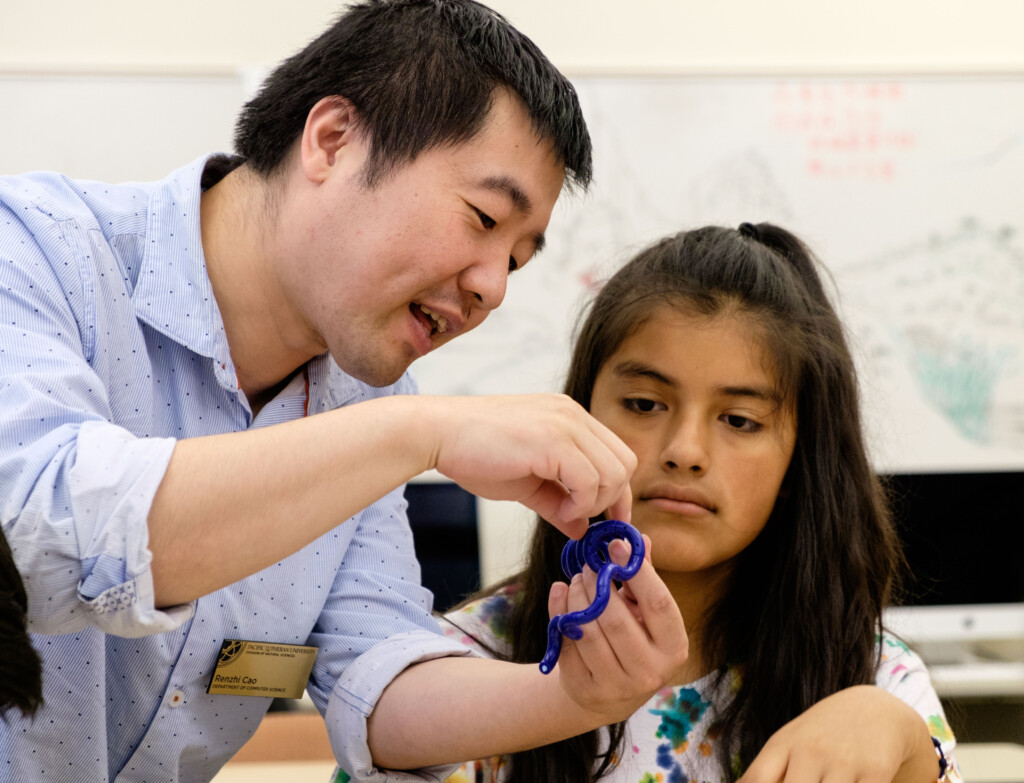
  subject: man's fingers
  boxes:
[576,426,634,524]
[523,482,587,540]
[584,414,639,484]
[604,483,633,524]
[549,415,634,527]
[551,440,626,527]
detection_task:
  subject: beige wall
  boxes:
[1,1,1022,74]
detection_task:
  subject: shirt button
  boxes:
[167,689,186,708]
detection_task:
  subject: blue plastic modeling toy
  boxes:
[539,519,645,674]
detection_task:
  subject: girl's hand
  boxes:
[739,685,941,783]
[616,533,652,624]
[546,536,688,722]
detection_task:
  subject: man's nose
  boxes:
[459,251,510,312]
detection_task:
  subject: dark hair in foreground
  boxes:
[235,0,592,189]
[463,224,903,781]
[0,530,43,720]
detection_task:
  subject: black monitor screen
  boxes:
[403,474,1024,611]
[885,471,1024,606]
[404,481,481,613]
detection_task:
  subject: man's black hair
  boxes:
[234,0,592,189]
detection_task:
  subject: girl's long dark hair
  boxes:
[457,224,902,781]
[0,529,43,720]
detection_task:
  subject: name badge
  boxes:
[207,639,318,699]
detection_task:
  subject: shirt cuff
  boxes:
[79,565,195,638]
[326,629,479,782]
[69,421,183,635]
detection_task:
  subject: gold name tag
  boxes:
[207,639,318,699]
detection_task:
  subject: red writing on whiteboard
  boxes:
[772,80,915,182]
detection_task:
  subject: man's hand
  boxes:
[427,393,637,539]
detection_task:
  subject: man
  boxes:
[0,1,687,780]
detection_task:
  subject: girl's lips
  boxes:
[640,485,716,515]
[644,496,715,516]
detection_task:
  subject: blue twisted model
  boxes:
[538,519,645,674]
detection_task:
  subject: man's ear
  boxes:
[300,96,364,184]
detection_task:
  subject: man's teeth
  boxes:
[419,305,448,334]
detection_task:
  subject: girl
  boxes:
[440,223,959,782]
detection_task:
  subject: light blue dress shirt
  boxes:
[0,155,471,782]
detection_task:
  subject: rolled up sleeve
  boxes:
[327,630,477,782]
[0,204,189,637]
[2,380,188,638]
[305,485,479,781]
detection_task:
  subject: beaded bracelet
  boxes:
[931,736,948,779]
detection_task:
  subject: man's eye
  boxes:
[474,207,496,229]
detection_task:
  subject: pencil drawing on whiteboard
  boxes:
[840,218,1024,454]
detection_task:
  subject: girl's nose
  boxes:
[660,417,709,474]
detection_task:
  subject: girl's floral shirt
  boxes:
[436,585,961,783]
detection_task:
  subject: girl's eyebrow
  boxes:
[611,360,782,404]
[611,360,677,388]
[717,384,783,406]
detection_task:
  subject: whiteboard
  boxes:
[413,75,1024,474]
[2,72,1022,472]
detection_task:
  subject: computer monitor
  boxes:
[882,471,1024,697]
[404,480,481,613]
[886,471,1024,608]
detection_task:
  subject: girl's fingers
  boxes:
[615,556,687,651]
[564,567,624,674]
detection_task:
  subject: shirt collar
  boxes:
[131,154,418,411]
[133,153,236,384]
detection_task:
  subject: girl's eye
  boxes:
[723,414,762,433]
[473,207,496,229]
[623,397,663,414]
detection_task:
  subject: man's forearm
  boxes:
[148,391,637,608]
[366,656,612,770]
[148,394,430,607]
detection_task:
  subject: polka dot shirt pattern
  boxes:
[0,156,472,782]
